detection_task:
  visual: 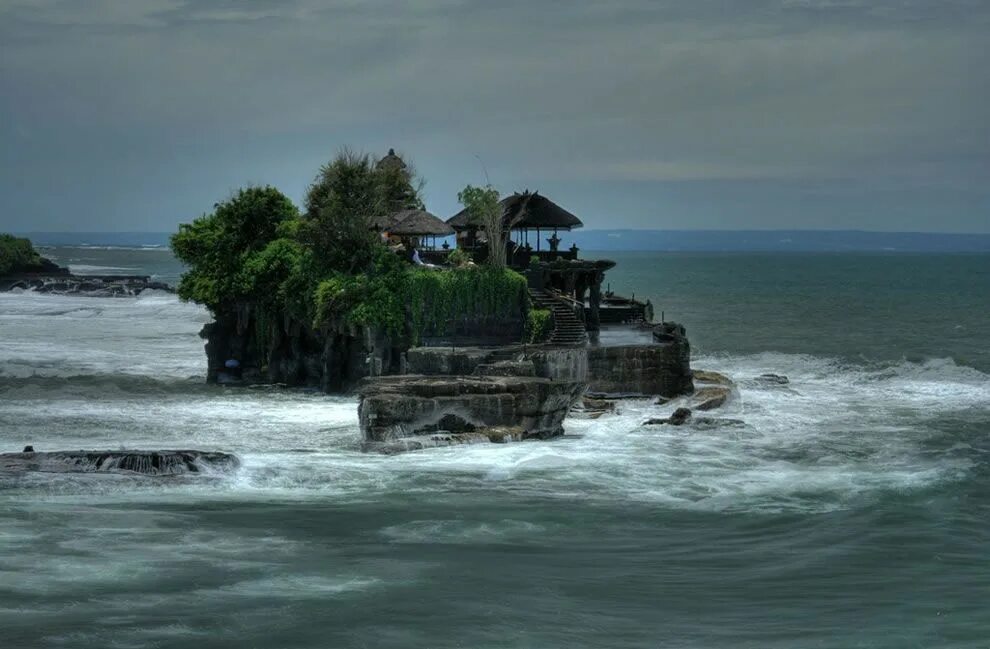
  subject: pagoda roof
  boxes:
[447,191,584,231]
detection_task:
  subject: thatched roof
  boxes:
[385,209,455,236]
[447,191,584,231]
[376,148,407,172]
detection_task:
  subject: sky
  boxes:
[1,0,988,233]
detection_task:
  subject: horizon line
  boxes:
[11,228,990,237]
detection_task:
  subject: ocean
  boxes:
[1,246,988,648]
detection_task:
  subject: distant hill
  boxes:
[15,230,990,252]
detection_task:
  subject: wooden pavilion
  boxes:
[446,191,583,267]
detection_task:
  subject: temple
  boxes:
[369,153,653,344]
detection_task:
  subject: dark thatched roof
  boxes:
[376,148,407,172]
[383,209,455,236]
[447,191,584,231]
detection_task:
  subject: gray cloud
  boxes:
[1,0,987,232]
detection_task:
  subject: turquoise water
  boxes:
[1,248,988,648]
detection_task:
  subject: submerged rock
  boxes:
[581,397,616,412]
[644,407,693,426]
[643,408,743,429]
[0,450,239,476]
[0,273,173,296]
[374,426,527,454]
[692,369,734,386]
[692,386,733,411]
[755,373,790,385]
[691,417,745,429]
[359,374,585,452]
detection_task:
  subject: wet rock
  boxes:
[644,407,693,426]
[359,374,586,450]
[692,369,734,386]
[22,445,34,453]
[582,397,616,412]
[644,408,745,429]
[691,417,745,429]
[371,426,526,454]
[668,407,693,425]
[473,360,536,377]
[587,339,693,398]
[692,386,733,411]
[404,347,497,376]
[571,410,606,420]
[756,373,789,385]
[0,450,239,476]
[0,272,173,296]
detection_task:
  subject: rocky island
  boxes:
[164,148,708,453]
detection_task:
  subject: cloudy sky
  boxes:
[1,0,987,233]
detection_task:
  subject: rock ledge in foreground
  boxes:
[0,450,239,476]
[359,374,585,452]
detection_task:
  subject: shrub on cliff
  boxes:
[525,308,553,343]
[170,186,300,310]
[0,234,45,276]
[313,252,529,345]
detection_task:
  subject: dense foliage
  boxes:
[313,248,528,345]
[170,186,300,311]
[525,308,553,343]
[300,150,423,275]
[0,234,45,276]
[171,149,534,360]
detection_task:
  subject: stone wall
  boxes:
[418,314,525,347]
[404,344,588,382]
[586,340,693,398]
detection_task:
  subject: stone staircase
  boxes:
[529,289,588,346]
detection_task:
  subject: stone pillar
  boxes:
[564,271,577,298]
[588,272,602,332]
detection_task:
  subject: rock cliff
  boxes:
[358,375,586,452]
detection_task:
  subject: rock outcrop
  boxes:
[691,386,733,411]
[202,306,401,391]
[373,427,526,455]
[0,450,239,476]
[587,340,693,398]
[0,271,172,297]
[692,369,734,386]
[644,406,694,426]
[404,345,588,383]
[643,407,743,428]
[359,375,586,452]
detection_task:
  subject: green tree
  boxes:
[0,234,44,276]
[300,149,423,275]
[458,184,506,268]
[170,186,299,311]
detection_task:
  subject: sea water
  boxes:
[1,247,988,648]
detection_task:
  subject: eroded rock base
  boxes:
[359,375,586,452]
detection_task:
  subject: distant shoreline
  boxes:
[15,229,990,253]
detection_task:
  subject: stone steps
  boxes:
[529,289,588,345]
